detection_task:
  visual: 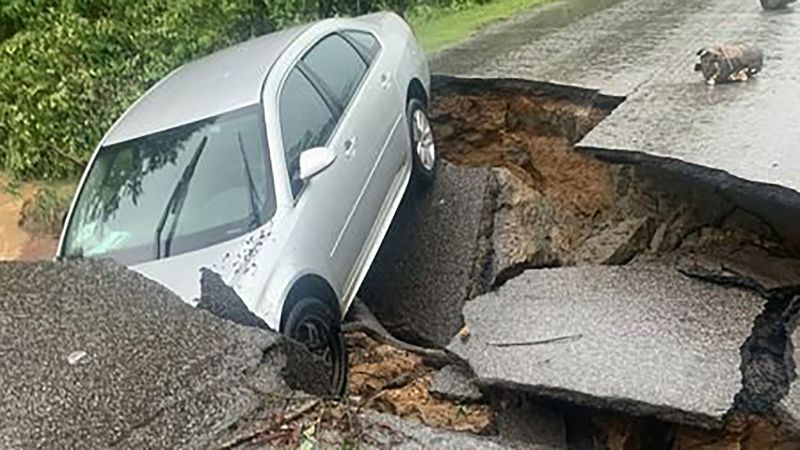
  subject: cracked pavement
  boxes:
[421,0,800,441]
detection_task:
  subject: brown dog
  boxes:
[694,44,764,84]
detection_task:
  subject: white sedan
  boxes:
[58,12,436,394]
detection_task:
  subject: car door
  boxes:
[298,32,402,288]
[277,64,345,281]
[337,29,408,235]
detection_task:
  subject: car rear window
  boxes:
[62,105,276,265]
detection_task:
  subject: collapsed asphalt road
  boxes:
[368,0,800,444]
[359,73,800,448]
[5,0,800,448]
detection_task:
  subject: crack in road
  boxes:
[734,295,800,415]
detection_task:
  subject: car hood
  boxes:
[130,222,280,327]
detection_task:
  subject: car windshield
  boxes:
[62,105,276,265]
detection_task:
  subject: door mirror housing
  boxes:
[299,147,337,181]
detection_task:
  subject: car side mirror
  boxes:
[299,147,337,181]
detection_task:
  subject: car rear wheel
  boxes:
[284,296,347,396]
[407,98,436,186]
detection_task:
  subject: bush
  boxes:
[0,0,475,181]
[0,0,286,180]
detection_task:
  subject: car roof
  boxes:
[104,23,313,146]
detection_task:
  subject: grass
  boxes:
[408,0,552,52]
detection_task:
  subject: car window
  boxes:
[62,106,276,265]
[302,34,367,110]
[343,31,381,62]
[279,67,337,197]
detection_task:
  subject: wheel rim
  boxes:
[293,316,346,395]
[413,109,436,172]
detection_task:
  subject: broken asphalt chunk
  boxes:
[449,265,765,428]
[430,364,483,403]
[360,161,494,347]
[0,260,329,449]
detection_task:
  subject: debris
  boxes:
[342,299,454,366]
[429,365,483,403]
[573,217,652,265]
[219,399,322,449]
[488,333,583,348]
[66,350,88,365]
[459,325,471,342]
[195,267,271,330]
[334,411,525,449]
[677,246,800,294]
[346,332,493,434]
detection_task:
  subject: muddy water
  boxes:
[0,183,59,261]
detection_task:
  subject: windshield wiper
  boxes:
[237,132,261,230]
[154,136,208,259]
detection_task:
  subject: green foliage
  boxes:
[0,0,483,181]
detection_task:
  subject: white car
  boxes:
[57,12,436,394]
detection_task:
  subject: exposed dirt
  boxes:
[429,78,796,281]
[346,332,493,434]
[432,92,613,219]
[591,413,800,450]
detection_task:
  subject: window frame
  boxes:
[340,30,382,64]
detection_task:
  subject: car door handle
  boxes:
[343,137,357,157]
[380,72,391,89]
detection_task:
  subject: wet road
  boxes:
[433,0,800,207]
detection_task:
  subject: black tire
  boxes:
[407,98,437,187]
[283,296,347,396]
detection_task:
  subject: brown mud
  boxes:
[0,179,59,261]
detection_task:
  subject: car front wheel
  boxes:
[407,98,437,186]
[283,296,347,396]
